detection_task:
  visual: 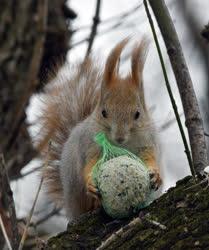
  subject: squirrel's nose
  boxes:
[116,137,125,144]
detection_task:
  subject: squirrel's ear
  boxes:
[103,37,129,87]
[131,36,149,86]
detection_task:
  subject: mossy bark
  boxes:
[45,176,209,249]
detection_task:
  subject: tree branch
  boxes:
[71,3,142,50]
[0,214,12,250]
[148,0,208,174]
[0,154,19,249]
[96,213,166,250]
[18,143,50,250]
[44,176,209,249]
[177,0,209,145]
[85,0,101,57]
[143,0,194,176]
[33,207,61,227]
[75,3,142,33]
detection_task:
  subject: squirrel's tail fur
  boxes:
[36,58,102,205]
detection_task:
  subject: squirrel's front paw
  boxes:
[149,168,162,191]
[86,177,101,210]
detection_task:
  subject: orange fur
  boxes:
[103,38,129,86]
[83,156,101,210]
[83,157,99,185]
[139,148,162,187]
[139,147,158,171]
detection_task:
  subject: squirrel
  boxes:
[36,37,162,219]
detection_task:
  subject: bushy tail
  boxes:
[36,58,102,204]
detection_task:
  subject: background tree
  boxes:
[0,0,75,248]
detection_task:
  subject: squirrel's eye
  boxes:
[102,109,108,118]
[134,111,140,120]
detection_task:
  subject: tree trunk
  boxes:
[0,0,75,248]
[44,176,209,249]
[0,0,74,179]
[148,0,208,174]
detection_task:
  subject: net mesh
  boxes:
[92,132,147,184]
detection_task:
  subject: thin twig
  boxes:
[18,143,50,250]
[143,217,167,230]
[71,19,124,49]
[160,112,183,130]
[143,0,195,176]
[204,132,209,137]
[85,0,101,57]
[71,20,134,49]
[96,215,166,250]
[184,177,209,191]
[0,214,12,250]
[96,217,140,250]
[33,207,61,226]
[74,3,142,33]
[70,5,143,50]
[147,0,208,174]
[0,154,19,249]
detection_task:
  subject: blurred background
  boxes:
[1,0,209,248]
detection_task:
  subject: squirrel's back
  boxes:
[37,58,102,204]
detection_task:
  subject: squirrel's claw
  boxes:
[149,169,162,191]
[87,182,99,195]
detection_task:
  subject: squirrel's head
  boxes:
[96,37,149,146]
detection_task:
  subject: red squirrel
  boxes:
[37,37,162,219]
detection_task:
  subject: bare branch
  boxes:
[85,0,102,57]
[74,3,142,33]
[18,142,50,250]
[148,0,208,174]
[96,214,166,250]
[0,214,12,250]
[71,20,135,49]
[160,112,183,131]
[177,0,209,141]
[0,154,19,249]
[144,0,194,176]
[33,207,62,227]
[205,132,209,137]
[70,4,143,50]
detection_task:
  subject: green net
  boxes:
[92,132,147,182]
[92,132,154,218]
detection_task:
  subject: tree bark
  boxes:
[148,0,208,174]
[0,0,74,179]
[44,176,209,249]
[0,0,75,248]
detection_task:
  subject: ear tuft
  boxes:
[131,36,150,86]
[103,37,129,86]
